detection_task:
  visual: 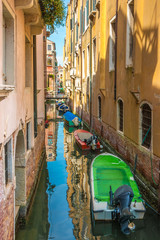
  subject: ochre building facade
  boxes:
[64,0,160,209]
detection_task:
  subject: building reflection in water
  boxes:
[64,124,95,239]
[45,102,59,162]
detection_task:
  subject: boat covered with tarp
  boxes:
[63,111,81,127]
[74,129,100,150]
[90,153,145,235]
[58,104,69,113]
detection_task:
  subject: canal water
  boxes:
[16,102,160,240]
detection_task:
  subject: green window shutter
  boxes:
[70,18,72,30]
[93,0,96,11]
[76,23,79,42]
[87,0,89,25]
[83,9,85,33]
[80,8,82,35]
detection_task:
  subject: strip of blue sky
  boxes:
[49,0,70,66]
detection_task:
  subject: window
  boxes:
[25,37,32,87]
[78,56,79,75]
[126,0,134,67]
[85,0,89,29]
[47,58,52,66]
[93,0,96,11]
[82,50,85,78]
[93,38,96,74]
[98,96,101,120]
[109,16,116,71]
[2,4,14,85]
[80,7,82,35]
[117,99,124,132]
[5,139,12,185]
[86,0,89,26]
[48,44,52,51]
[83,8,85,33]
[87,45,90,77]
[76,23,79,42]
[26,122,31,150]
[140,103,151,149]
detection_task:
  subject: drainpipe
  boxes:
[33,35,37,137]
[90,0,93,129]
[80,0,83,120]
[73,0,76,113]
[114,0,118,101]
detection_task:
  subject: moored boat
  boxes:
[74,129,100,151]
[56,100,64,109]
[63,111,81,127]
[58,104,69,113]
[90,153,146,235]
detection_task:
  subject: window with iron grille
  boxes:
[141,104,151,149]
[98,96,101,119]
[118,99,123,132]
[5,139,12,185]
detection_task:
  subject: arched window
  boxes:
[141,103,151,149]
[117,99,123,132]
[98,96,101,119]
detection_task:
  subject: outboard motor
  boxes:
[91,135,98,150]
[113,185,134,235]
[84,136,93,145]
[84,134,98,150]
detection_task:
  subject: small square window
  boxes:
[48,45,52,50]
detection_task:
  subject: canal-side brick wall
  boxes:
[92,115,160,206]
[0,186,14,240]
[26,123,45,210]
[82,110,90,126]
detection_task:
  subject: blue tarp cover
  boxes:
[63,111,81,122]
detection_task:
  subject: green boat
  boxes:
[90,153,146,235]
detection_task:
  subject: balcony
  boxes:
[70,68,76,79]
[75,44,79,55]
[75,78,81,91]
[78,37,81,48]
[89,10,96,21]
[0,85,15,101]
[63,57,69,68]
[96,0,100,11]
[15,0,44,35]
[66,80,71,90]
[89,1,97,21]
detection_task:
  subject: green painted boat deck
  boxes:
[93,154,141,202]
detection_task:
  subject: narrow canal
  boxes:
[16,102,160,240]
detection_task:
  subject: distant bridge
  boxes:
[45,94,68,100]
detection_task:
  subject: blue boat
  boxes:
[63,111,81,127]
[58,104,69,113]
